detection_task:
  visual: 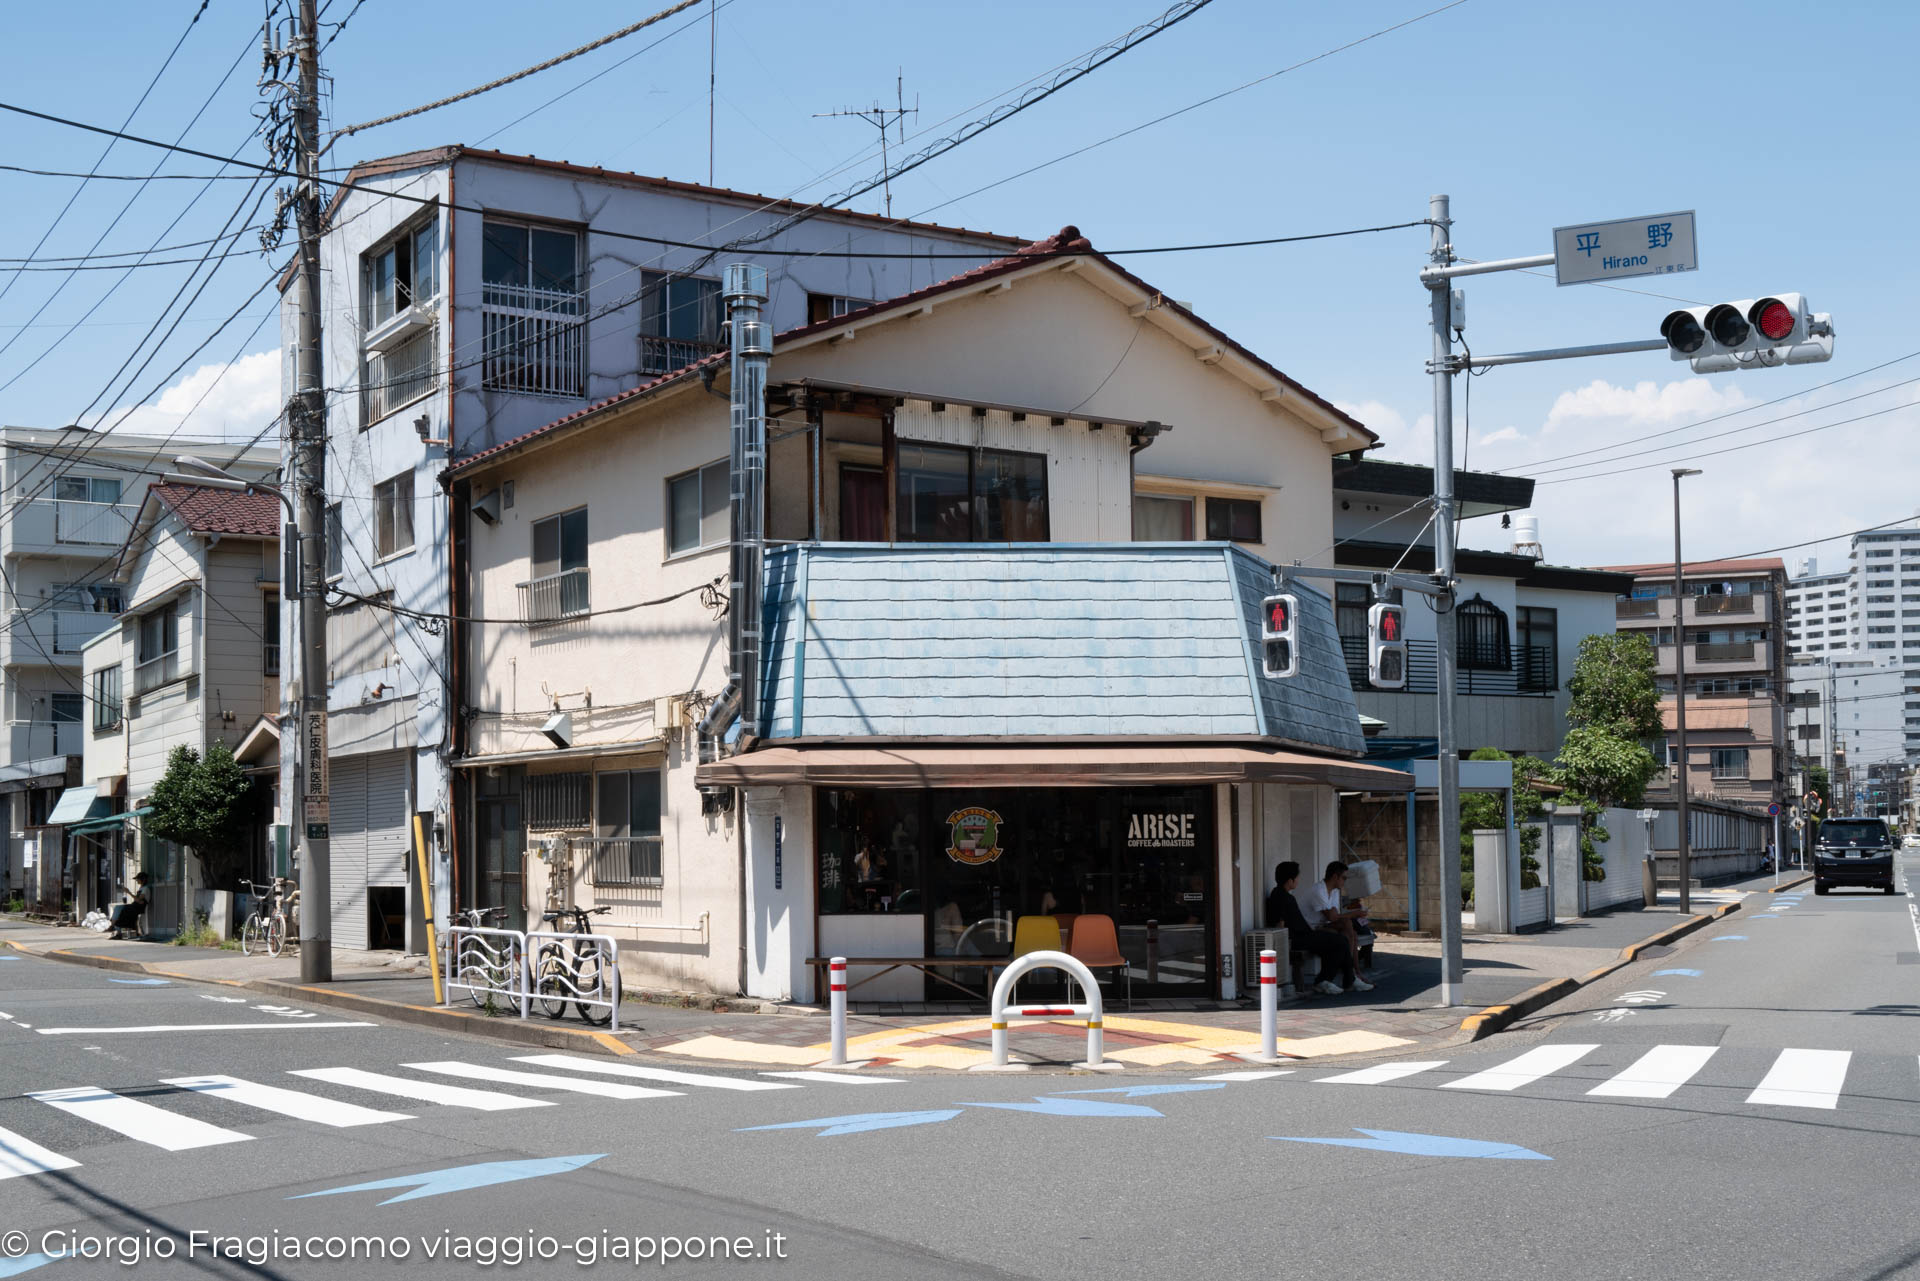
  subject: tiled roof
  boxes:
[452,225,1371,477]
[1600,557,1786,577]
[150,483,281,537]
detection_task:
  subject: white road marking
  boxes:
[510,1055,798,1091]
[1746,1049,1851,1110]
[1441,1044,1599,1092]
[36,1021,374,1035]
[289,1067,552,1111]
[1316,1061,1448,1086]
[162,1075,413,1127]
[30,1086,252,1151]
[1586,1045,1719,1099]
[406,1061,681,1100]
[761,1071,904,1085]
[0,1124,80,1180]
[1194,1069,1294,1081]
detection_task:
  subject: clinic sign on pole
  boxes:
[1553,211,1697,286]
[303,710,329,839]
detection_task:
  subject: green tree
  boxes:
[1565,632,1663,740]
[145,743,258,889]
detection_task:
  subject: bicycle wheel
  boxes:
[240,914,259,956]
[266,914,285,957]
[534,954,571,1019]
[575,954,617,1026]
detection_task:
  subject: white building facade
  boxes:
[1786,538,1920,764]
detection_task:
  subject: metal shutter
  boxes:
[364,751,410,888]
[329,756,368,950]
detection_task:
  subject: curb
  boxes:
[1769,873,1812,893]
[3,938,636,1057]
[1457,900,1741,1042]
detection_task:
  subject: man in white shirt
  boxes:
[1307,861,1369,978]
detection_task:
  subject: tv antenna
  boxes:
[815,71,918,217]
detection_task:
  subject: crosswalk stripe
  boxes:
[0,1124,80,1180]
[289,1067,553,1112]
[509,1055,798,1091]
[1441,1044,1598,1092]
[1746,1048,1851,1109]
[1585,1046,1719,1099]
[405,1062,681,1100]
[1317,1061,1449,1086]
[761,1071,903,1085]
[29,1087,252,1151]
[161,1075,413,1127]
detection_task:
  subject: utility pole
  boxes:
[292,0,332,982]
[1425,194,1464,1006]
[1671,468,1700,916]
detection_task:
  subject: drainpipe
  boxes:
[723,264,770,741]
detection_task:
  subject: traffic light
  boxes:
[1260,592,1298,679]
[1367,601,1406,689]
[1659,294,1833,373]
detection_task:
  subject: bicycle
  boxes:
[533,906,620,1026]
[448,906,514,1010]
[239,878,295,957]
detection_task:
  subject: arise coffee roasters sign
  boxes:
[945,807,1005,865]
[1128,811,1197,849]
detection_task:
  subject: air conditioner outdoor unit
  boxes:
[1239,929,1290,995]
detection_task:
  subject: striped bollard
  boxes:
[827,956,848,1066]
[1259,949,1279,1061]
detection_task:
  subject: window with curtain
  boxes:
[1133,494,1194,541]
[1203,496,1262,543]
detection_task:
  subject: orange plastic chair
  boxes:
[1068,913,1132,1011]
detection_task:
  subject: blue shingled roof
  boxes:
[758,543,1363,755]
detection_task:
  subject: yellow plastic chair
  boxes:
[1010,915,1064,1005]
[1068,913,1132,1011]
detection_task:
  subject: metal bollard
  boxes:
[1259,948,1278,1061]
[827,956,848,1066]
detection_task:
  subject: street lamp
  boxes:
[1671,467,1702,915]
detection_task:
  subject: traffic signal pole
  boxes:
[1426,195,1466,1006]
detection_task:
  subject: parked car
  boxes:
[1812,817,1897,895]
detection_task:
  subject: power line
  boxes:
[327,575,726,629]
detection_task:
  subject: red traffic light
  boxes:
[1378,607,1401,641]
[1751,297,1794,342]
[1266,599,1290,632]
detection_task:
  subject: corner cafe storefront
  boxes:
[701,744,1416,1004]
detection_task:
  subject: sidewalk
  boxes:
[3,889,1769,1071]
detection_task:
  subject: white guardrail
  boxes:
[442,925,621,1031]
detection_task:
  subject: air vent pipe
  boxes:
[724,264,770,741]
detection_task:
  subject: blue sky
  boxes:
[2,0,1915,570]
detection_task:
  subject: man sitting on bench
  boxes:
[1265,861,1372,996]
[109,873,151,940]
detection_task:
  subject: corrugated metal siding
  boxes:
[363,752,410,887]
[329,755,368,949]
[760,544,1365,752]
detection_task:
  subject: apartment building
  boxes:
[1603,557,1789,810]
[1786,653,1905,799]
[281,146,1025,949]
[0,428,274,901]
[1785,532,1920,764]
[1784,559,1849,659]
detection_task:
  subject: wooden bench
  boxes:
[804,956,1008,1002]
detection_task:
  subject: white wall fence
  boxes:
[1474,804,1654,933]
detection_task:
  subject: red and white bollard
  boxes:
[1259,948,1279,1062]
[827,956,848,1067]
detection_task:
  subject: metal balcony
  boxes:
[587,835,664,888]
[515,567,590,628]
[481,282,584,398]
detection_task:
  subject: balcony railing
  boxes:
[9,720,81,758]
[639,334,726,377]
[1341,637,1557,697]
[1695,641,1756,662]
[1693,594,1756,615]
[1616,598,1660,618]
[134,649,181,694]
[51,609,114,654]
[516,567,590,628]
[4,608,115,663]
[481,281,584,398]
[54,499,135,546]
[587,836,663,888]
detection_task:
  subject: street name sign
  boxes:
[1553,210,1696,286]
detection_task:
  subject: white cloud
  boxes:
[1543,377,1750,433]
[86,349,282,443]
[1475,426,1521,447]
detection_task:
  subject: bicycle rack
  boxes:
[443,926,529,1017]
[526,930,621,1032]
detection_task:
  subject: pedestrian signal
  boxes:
[1368,602,1406,689]
[1260,592,1298,679]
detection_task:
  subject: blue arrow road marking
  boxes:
[1651,969,1703,977]
[290,1154,605,1205]
[1056,1084,1226,1099]
[739,1110,963,1137]
[108,978,171,985]
[958,1097,1162,1118]
[1707,935,1748,942]
[1750,914,1780,919]
[1272,1129,1549,1160]
[0,1255,60,1277]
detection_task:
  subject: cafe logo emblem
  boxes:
[945,807,1004,865]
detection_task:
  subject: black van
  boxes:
[1813,817,1897,895]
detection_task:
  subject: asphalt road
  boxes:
[2,861,1916,1281]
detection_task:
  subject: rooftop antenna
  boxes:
[814,70,918,217]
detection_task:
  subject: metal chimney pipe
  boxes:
[724,264,770,740]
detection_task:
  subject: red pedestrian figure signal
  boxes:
[1368,602,1406,689]
[1261,592,1298,679]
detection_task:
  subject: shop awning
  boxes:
[0,755,70,795]
[695,743,1415,792]
[47,786,110,826]
[68,806,151,836]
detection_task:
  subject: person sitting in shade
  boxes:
[1265,861,1371,995]
[109,872,151,940]
[1307,860,1371,978]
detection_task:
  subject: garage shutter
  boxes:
[364,752,410,888]
[329,756,368,951]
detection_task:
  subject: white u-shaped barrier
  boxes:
[987,950,1108,1069]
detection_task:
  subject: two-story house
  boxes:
[1602,556,1790,810]
[447,226,1407,1005]
[284,146,1027,950]
[78,484,281,936]
[0,428,273,908]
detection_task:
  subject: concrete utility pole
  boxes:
[1425,194,1465,1005]
[292,0,332,982]
[1671,467,1700,916]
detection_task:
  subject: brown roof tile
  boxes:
[151,483,281,537]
